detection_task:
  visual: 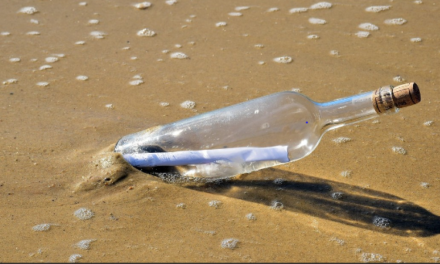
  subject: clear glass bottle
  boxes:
[115,83,421,180]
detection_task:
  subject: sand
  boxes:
[1,0,440,262]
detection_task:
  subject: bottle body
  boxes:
[115,89,382,180]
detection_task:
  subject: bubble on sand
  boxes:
[170,52,188,59]
[137,28,156,37]
[53,53,65,58]
[258,61,265,65]
[423,121,433,127]
[32,223,51,232]
[414,0,423,4]
[392,146,406,155]
[360,253,385,263]
[90,31,107,39]
[340,170,352,177]
[130,56,138,60]
[208,200,222,208]
[18,7,38,15]
[174,44,182,48]
[79,2,87,6]
[39,65,52,70]
[274,178,285,185]
[410,37,422,43]
[221,238,239,249]
[215,21,227,27]
[228,12,242,17]
[289,7,308,14]
[330,50,339,56]
[355,31,370,38]
[310,2,332,9]
[75,40,86,45]
[365,6,390,13]
[176,203,186,209]
[267,7,280,12]
[420,182,430,189]
[9,58,20,63]
[309,18,327,25]
[1,32,11,36]
[291,88,302,93]
[45,57,59,63]
[235,6,249,11]
[69,254,82,263]
[105,104,114,109]
[165,0,177,5]
[254,44,264,49]
[74,208,94,220]
[26,31,40,36]
[372,216,392,229]
[270,200,284,210]
[307,34,319,39]
[331,192,345,200]
[159,102,169,107]
[332,137,351,144]
[129,79,144,86]
[359,23,379,31]
[273,56,293,64]
[30,19,39,24]
[88,19,99,25]
[3,78,18,85]
[76,75,89,81]
[75,239,96,250]
[133,2,152,9]
[246,213,256,221]
[36,82,49,87]
[329,237,345,245]
[393,75,405,82]
[384,18,407,25]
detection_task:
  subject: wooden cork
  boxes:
[372,82,421,114]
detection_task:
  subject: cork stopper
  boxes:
[372,82,421,114]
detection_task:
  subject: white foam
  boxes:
[74,207,94,220]
[254,44,264,48]
[53,53,65,58]
[384,18,407,25]
[165,0,177,5]
[289,7,308,14]
[30,19,39,24]
[291,88,302,93]
[90,31,107,39]
[360,253,384,263]
[215,21,227,27]
[340,170,352,177]
[130,56,138,60]
[75,239,96,250]
[69,254,82,263]
[79,2,87,6]
[170,52,188,59]
[332,137,352,144]
[267,7,280,12]
[423,121,433,126]
[39,65,52,70]
[221,238,239,249]
[9,58,20,63]
[176,203,186,209]
[392,146,406,155]
[45,56,59,63]
[105,104,114,109]
[359,23,379,31]
[88,19,99,25]
[26,31,40,35]
[32,223,51,231]
[393,75,405,82]
[410,37,422,43]
[309,18,327,25]
[246,213,256,221]
[273,56,293,64]
[174,44,182,48]
[76,75,89,81]
[208,200,222,208]
[137,28,156,37]
[414,0,423,4]
[228,12,242,17]
[159,102,169,107]
[310,2,332,9]
[355,31,370,38]
[1,32,10,36]
[329,50,339,56]
[75,40,86,45]
[133,2,152,9]
[235,6,249,11]
[132,74,142,79]
[258,61,265,65]
[129,80,144,86]
[36,82,49,87]
[307,34,319,39]
[420,182,430,189]
[270,200,284,210]
[18,7,38,15]
[372,216,392,229]
[2,78,18,85]
[365,6,390,13]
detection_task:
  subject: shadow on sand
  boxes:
[183,168,440,237]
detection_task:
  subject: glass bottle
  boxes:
[114,83,421,180]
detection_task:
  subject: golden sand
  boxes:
[1,0,439,262]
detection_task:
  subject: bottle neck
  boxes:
[316,86,398,132]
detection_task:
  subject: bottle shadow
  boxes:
[186,168,440,237]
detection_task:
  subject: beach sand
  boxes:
[1,0,439,262]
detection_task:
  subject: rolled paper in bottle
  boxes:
[123,146,289,167]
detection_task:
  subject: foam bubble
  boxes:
[39,65,52,70]
[159,102,169,107]
[137,28,156,37]
[170,52,188,59]
[88,19,99,25]
[174,44,182,48]
[69,254,82,263]
[414,0,423,4]
[331,192,345,200]
[310,2,332,9]
[270,200,284,210]
[267,7,279,12]
[215,21,227,27]
[105,104,114,109]
[208,200,222,208]
[1,32,10,36]
[420,182,430,189]
[165,0,177,5]
[76,75,89,81]
[176,203,186,209]
[355,31,370,38]
[273,178,285,185]
[74,207,94,220]
[309,18,327,25]
[289,7,308,13]
[423,121,433,126]
[392,146,406,155]
[273,56,293,64]
[75,40,86,45]
[307,34,319,39]
[359,23,379,31]
[75,239,96,250]
[90,31,107,39]
[221,238,239,249]
[129,80,144,86]
[30,19,39,24]
[228,12,242,17]
[340,170,352,177]
[258,61,265,65]
[329,50,339,56]
[365,6,390,13]
[410,37,422,43]
[246,213,256,221]
[18,7,38,15]
[9,58,20,63]
[26,31,40,35]
[36,82,49,87]
[291,88,302,93]
[132,74,142,79]
[360,253,384,263]
[32,223,51,231]
[133,2,152,9]
[45,56,59,63]
[2,78,18,85]
[235,6,249,11]
[130,56,138,60]
[329,237,345,246]
[393,75,405,82]
[254,44,264,49]
[53,53,65,58]
[332,137,351,144]
[384,18,407,25]
[79,2,87,6]
[372,216,392,229]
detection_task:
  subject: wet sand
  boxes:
[1,0,440,262]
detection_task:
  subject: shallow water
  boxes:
[1,0,440,262]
